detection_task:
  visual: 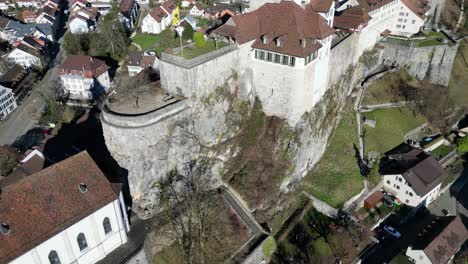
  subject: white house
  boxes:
[381,145,447,207]
[189,3,204,16]
[59,55,111,100]
[0,151,130,264]
[393,0,428,36]
[14,0,42,8]
[141,4,172,34]
[127,51,159,76]
[0,0,13,10]
[35,12,56,25]
[181,0,195,8]
[4,44,42,69]
[0,85,17,120]
[406,216,467,264]
[68,15,92,34]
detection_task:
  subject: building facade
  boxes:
[59,55,111,100]
[0,85,17,120]
[0,151,130,264]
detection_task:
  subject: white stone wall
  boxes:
[394,3,425,36]
[406,248,432,264]
[9,196,129,264]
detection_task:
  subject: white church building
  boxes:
[0,151,130,264]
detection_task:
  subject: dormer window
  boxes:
[276,39,281,47]
[301,39,306,48]
[262,36,268,44]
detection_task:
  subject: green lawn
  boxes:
[302,105,364,207]
[131,33,161,50]
[430,144,454,160]
[173,40,228,59]
[363,108,426,154]
[384,31,451,48]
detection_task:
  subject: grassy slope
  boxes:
[174,41,228,59]
[303,105,364,207]
[363,108,426,154]
[131,33,160,50]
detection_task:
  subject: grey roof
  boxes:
[4,20,52,38]
[381,147,447,196]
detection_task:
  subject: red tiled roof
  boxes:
[59,55,109,78]
[162,0,176,12]
[357,0,394,12]
[334,6,372,30]
[400,0,427,18]
[310,0,334,13]
[0,151,121,264]
[148,5,169,22]
[423,217,468,263]
[214,0,334,57]
[120,0,136,13]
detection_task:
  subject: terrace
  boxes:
[382,31,456,48]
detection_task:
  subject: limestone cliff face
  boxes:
[101,36,370,220]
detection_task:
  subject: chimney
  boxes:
[0,223,10,235]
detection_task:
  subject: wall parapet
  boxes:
[101,99,190,128]
[160,44,238,69]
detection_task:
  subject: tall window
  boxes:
[77,233,88,251]
[48,251,61,264]
[103,217,112,234]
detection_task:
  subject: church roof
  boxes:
[0,151,121,264]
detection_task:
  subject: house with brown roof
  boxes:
[3,43,43,69]
[406,216,468,263]
[58,55,111,100]
[189,3,204,16]
[127,50,159,76]
[380,144,447,207]
[141,3,173,34]
[0,151,130,264]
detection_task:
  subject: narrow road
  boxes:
[0,49,65,145]
[359,101,411,112]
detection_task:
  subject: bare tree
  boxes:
[158,159,221,264]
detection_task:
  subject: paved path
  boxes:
[454,0,465,33]
[0,49,64,145]
[359,101,411,112]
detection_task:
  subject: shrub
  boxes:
[456,137,468,153]
[182,23,194,40]
[193,32,206,48]
[262,236,277,257]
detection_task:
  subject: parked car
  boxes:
[383,225,401,238]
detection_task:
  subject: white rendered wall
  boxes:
[142,16,163,34]
[406,248,432,264]
[60,75,94,99]
[393,3,425,36]
[0,86,17,119]
[382,174,441,207]
[9,196,129,264]
[96,71,111,92]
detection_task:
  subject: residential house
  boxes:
[20,10,38,23]
[91,1,112,15]
[393,0,428,36]
[119,0,139,31]
[21,35,46,51]
[127,50,159,76]
[34,12,56,26]
[0,85,17,120]
[141,4,172,34]
[14,0,42,8]
[179,14,197,30]
[181,0,195,7]
[0,0,13,10]
[7,149,45,179]
[0,19,53,44]
[0,151,130,264]
[406,216,467,263]
[68,13,94,34]
[70,0,87,10]
[0,64,28,100]
[380,143,447,207]
[59,55,111,100]
[189,3,204,16]
[4,43,42,68]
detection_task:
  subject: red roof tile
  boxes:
[148,5,169,22]
[214,0,334,57]
[310,0,334,13]
[334,6,372,30]
[59,55,109,78]
[0,151,121,264]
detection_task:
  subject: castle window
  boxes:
[103,217,112,234]
[267,52,272,62]
[48,251,61,264]
[387,180,390,184]
[259,51,265,60]
[412,20,416,24]
[77,233,88,251]
[274,54,281,63]
[409,192,413,197]
[262,36,268,44]
[276,39,281,47]
[289,57,295,67]
[282,55,289,65]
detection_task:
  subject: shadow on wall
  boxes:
[41,108,133,211]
